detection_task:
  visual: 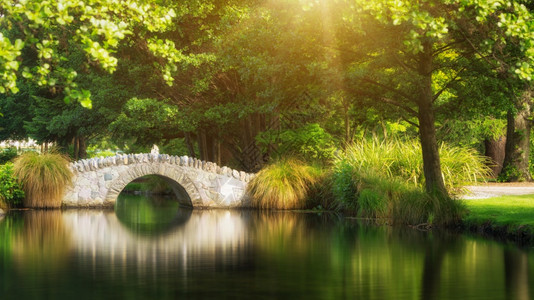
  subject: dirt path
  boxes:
[463,182,534,199]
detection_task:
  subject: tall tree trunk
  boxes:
[198,129,208,161]
[205,133,214,162]
[73,137,79,160]
[417,41,448,197]
[184,132,196,158]
[214,139,221,166]
[484,136,506,178]
[78,136,87,159]
[501,88,532,181]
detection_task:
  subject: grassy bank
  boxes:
[246,139,490,226]
[463,195,534,244]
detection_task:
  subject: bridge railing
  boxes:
[69,153,255,183]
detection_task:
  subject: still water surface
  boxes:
[0,194,532,299]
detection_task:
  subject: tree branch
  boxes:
[360,77,415,102]
[458,29,500,69]
[432,67,466,103]
[356,89,418,117]
[433,40,464,57]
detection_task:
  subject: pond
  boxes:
[0,194,532,299]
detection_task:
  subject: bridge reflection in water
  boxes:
[62,208,251,278]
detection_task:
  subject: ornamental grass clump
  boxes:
[332,139,474,226]
[13,152,72,208]
[331,166,465,226]
[247,158,321,209]
[341,138,491,193]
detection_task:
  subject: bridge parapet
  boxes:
[63,154,255,208]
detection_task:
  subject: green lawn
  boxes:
[463,195,534,236]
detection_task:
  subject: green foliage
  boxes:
[0,0,179,105]
[306,170,339,211]
[160,138,191,156]
[331,161,358,209]
[256,124,336,162]
[0,148,18,164]
[339,139,491,193]
[13,152,72,208]
[438,118,507,149]
[110,98,191,146]
[87,150,117,159]
[0,163,24,208]
[247,158,322,209]
[497,165,524,182]
[329,166,464,226]
[328,138,476,225]
[122,176,172,195]
[115,194,182,235]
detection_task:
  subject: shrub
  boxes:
[247,158,321,209]
[0,163,24,208]
[13,152,72,208]
[0,148,18,164]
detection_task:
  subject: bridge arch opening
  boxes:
[119,175,193,208]
[105,165,201,208]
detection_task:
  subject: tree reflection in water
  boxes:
[504,247,530,300]
[115,193,192,236]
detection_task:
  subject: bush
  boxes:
[13,152,72,208]
[0,148,18,164]
[0,163,24,208]
[247,158,322,209]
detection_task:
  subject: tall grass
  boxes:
[332,168,465,226]
[247,158,322,209]
[13,152,72,208]
[341,138,491,193]
[331,138,479,226]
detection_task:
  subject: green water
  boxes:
[0,194,532,299]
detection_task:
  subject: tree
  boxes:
[0,0,180,106]
[315,0,534,195]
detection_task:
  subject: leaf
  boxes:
[14,39,24,50]
[80,98,93,109]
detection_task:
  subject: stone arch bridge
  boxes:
[63,153,255,208]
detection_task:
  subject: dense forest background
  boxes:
[1,0,534,197]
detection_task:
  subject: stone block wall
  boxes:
[63,153,255,208]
